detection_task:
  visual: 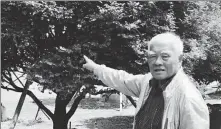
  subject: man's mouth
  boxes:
[154,69,165,72]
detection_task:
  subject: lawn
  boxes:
[84,116,134,129]
[1,89,135,129]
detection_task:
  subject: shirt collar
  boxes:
[149,74,175,91]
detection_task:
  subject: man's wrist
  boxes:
[93,64,105,74]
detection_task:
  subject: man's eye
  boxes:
[162,55,170,59]
[148,55,157,58]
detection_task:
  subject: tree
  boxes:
[1,1,106,129]
[92,1,178,73]
[182,1,221,85]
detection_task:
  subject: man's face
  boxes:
[147,41,182,80]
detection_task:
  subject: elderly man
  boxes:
[83,32,209,129]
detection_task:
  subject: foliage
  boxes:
[92,1,179,74]
[1,1,104,95]
[182,1,221,84]
[1,1,106,129]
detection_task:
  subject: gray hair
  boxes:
[148,32,184,56]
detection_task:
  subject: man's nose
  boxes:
[154,56,163,65]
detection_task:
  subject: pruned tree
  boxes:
[1,1,106,129]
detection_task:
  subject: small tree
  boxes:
[183,1,221,85]
[1,1,105,129]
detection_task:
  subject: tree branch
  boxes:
[2,72,24,91]
[1,78,10,84]
[66,86,93,120]
[12,74,26,83]
[2,73,26,87]
[11,71,26,87]
[66,94,84,120]
[1,85,17,92]
[6,69,12,78]
[64,91,77,105]
[1,81,54,119]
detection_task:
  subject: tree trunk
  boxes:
[53,119,68,129]
[53,94,69,129]
[10,80,32,129]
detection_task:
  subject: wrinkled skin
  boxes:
[147,40,182,80]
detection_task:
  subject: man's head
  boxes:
[147,32,183,80]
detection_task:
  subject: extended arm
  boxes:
[83,55,151,97]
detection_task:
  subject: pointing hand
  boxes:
[83,55,97,72]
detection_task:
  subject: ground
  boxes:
[2,84,221,129]
[1,86,135,129]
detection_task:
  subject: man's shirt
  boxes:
[134,76,174,129]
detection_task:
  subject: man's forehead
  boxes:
[148,50,172,55]
[147,32,183,56]
[149,40,174,47]
[149,32,180,44]
[149,41,175,50]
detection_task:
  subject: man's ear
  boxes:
[179,54,183,62]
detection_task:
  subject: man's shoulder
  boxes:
[137,73,152,90]
[135,73,152,82]
[176,72,195,87]
[177,72,203,99]
[144,72,152,79]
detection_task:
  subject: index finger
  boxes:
[83,55,91,62]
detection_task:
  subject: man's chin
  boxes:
[152,75,167,80]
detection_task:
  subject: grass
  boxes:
[39,97,133,129]
[84,116,134,129]
[76,98,120,109]
[209,92,221,99]
[40,97,120,109]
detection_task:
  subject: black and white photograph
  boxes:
[1,1,221,129]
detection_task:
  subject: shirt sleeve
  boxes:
[93,64,151,97]
[179,96,210,129]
